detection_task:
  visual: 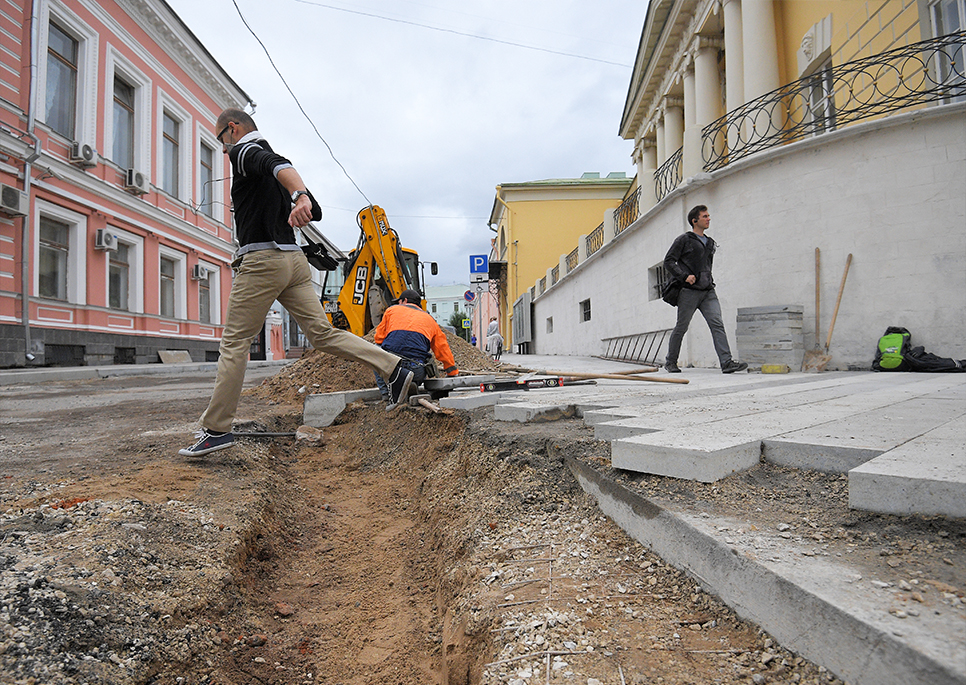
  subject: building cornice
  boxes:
[103,0,250,112]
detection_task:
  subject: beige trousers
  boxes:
[201,249,399,433]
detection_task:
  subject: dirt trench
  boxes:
[202,401,605,685]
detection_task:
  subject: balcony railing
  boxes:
[566,247,579,272]
[586,222,604,257]
[702,31,966,171]
[539,276,546,294]
[614,186,643,235]
[654,146,683,201]
[550,265,559,286]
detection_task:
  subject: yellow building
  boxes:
[487,173,633,351]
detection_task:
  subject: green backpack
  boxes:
[873,327,911,371]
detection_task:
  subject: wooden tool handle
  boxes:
[825,253,852,352]
[814,248,821,343]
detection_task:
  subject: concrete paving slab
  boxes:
[610,376,964,482]
[565,456,966,685]
[849,420,966,518]
[493,401,577,422]
[765,391,966,473]
[302,388,381,427]
[439,391,505,409]
[583,371,908,426]
[594,374,902,440]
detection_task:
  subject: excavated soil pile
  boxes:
[247,330,504,406]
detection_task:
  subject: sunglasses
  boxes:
[216,123,231,144]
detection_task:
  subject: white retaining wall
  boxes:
[530,104,966,370]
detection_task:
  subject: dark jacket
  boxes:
[664,231,716,290]
[228,135,321,251]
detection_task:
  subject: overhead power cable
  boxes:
[230,0,371,205]
[291,0,632,68]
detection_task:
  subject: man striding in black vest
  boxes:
[663,204,747,374]
[179,109,414,457]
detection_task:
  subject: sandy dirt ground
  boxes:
[0,338,961,684]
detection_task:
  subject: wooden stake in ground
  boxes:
[802,247,829,372]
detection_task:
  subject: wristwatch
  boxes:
[291,190,309,204]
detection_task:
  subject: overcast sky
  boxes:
[166,0,645,286]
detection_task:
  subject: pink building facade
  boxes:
[0,0,250,367]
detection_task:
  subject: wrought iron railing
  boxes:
[654,146,683,201]
[586,222,604,257]
[702,31,966,171]
[566,247,579,272]
[538,276,546,294]
[614,186,642,235]
[550,265,559,286]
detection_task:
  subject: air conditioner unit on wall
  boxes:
[124,168,149,195]
[69,141,97,168]
[94,228,117,251]
[0,184,28,217]
[191,264,209,281]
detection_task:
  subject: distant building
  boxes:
[425,284,471,330]
[0,0,250,367]
[486,172,633,353]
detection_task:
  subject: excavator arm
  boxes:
[333,205,425,336]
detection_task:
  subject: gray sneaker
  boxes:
[721,360,748,374]
[664,361,681,373]
[179,429,234,457]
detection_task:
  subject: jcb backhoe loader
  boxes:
[321,205,436,337]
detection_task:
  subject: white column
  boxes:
[742,0,780,101]
[694,41,724,169]
[656,119,666,165]
[639,142,658,211]
[663,99,684,158]
[723,0,744,112]
[682,62,701,178]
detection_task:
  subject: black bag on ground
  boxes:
[904,346,965,372]
[872,326,965,372]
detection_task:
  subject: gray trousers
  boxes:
[665,287,734,367]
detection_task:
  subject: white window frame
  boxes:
[104,46,152,178]
[195,124,223,220]
[33,200,87,305]
[927,0,965,103]
[104,226,145,313]
[197,260,221,325]
[157,246,186,319]
[156,91,191,201]
[36,1,98,146]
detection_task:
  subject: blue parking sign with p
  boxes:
[470,255,488,273]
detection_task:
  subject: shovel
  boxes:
[805,253,852,372]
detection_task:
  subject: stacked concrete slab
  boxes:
[735,304,804,370]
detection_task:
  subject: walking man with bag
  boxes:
[180,109,414,457]
[663,205,747,374]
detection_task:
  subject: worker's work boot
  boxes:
[386,363,415,412]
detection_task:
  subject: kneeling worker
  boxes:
[374,289,459,401]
